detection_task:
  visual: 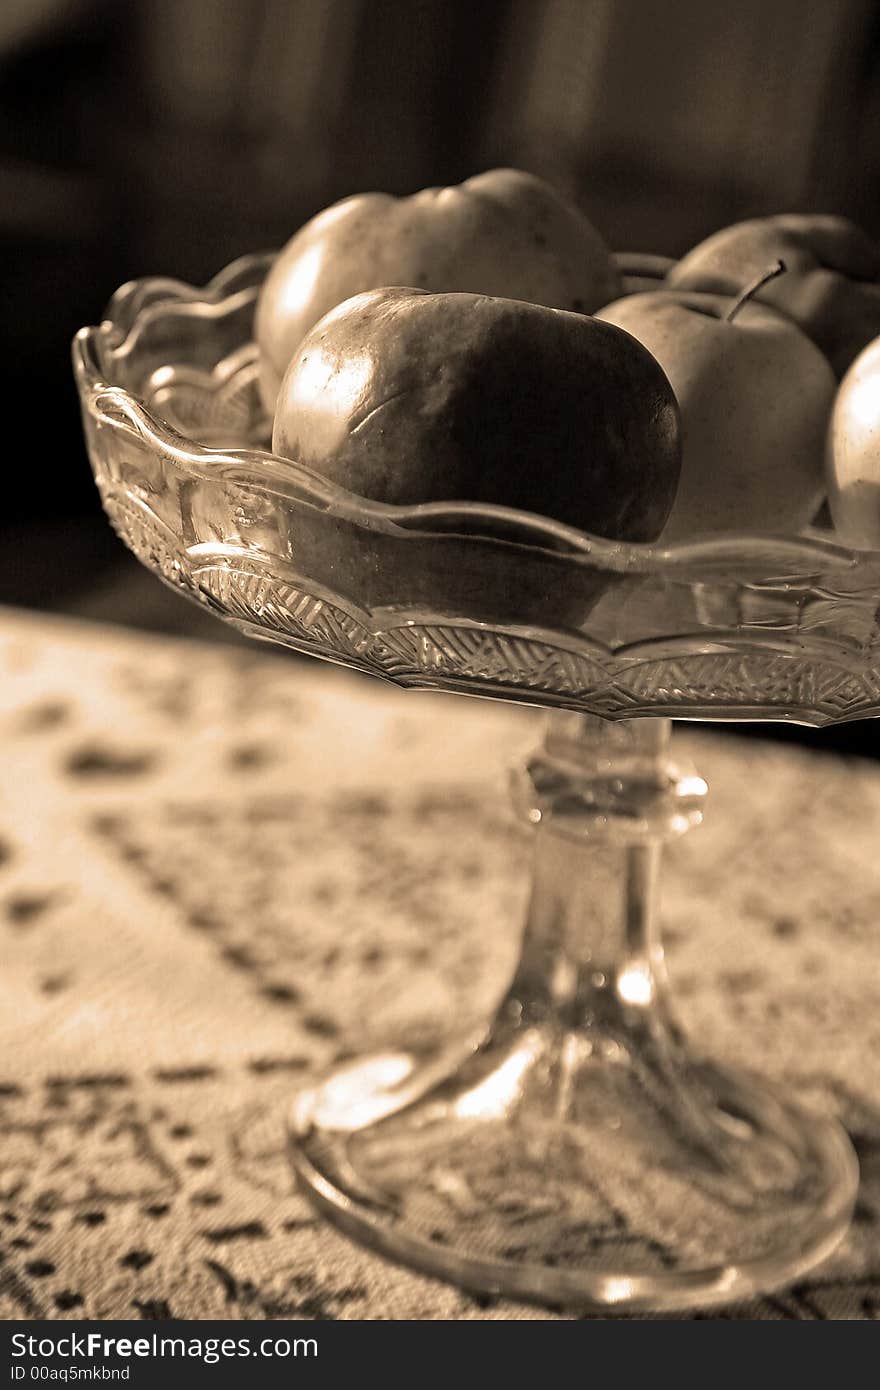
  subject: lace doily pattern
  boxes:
[0,608,877,1319]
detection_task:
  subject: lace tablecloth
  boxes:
[0,605,877,1321]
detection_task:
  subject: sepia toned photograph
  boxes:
[1,0,879,1341]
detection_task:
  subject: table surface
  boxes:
[0,604,878,1321]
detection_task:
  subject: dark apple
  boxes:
[274,287,680,537]
[269,287,681,630]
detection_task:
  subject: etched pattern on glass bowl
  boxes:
[73,253,869,1313]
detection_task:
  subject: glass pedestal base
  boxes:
[289,714,858,1313]
[289,1025,856,1314]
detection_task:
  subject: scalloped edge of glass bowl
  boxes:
[72,252,880,726]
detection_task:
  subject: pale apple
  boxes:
[256,168,621,412]
[596,289,836,539]
[667,215,880,378]
[827,335,880,547]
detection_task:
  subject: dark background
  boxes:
[4,0,880,753]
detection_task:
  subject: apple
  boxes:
[667,215,880,379]
[596,278,836,539]
[270,287,681,628]
[273,287,680,537]
[826,335,880,548]
[256,168,621,412]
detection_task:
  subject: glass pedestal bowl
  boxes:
[73,253,874,1314]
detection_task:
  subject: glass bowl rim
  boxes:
[72,249,879,582]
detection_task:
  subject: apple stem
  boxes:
[725,259,787,322]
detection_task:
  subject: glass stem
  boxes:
[507,713,705,1029]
